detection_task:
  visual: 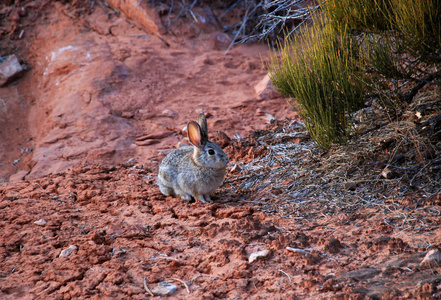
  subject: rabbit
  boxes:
[157,113,229,203]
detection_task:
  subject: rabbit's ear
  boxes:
[188,121,206,149]
[197,114,209,144]
[198,113,208,135]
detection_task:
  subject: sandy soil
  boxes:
[1,1,440,299]
[0,0,296,181]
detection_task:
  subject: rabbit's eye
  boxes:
[208,149,215,155]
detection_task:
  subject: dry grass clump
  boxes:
[219,93,441,226]
[267,14,369,149]
[267,0,440,149]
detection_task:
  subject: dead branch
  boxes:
[170,278,190,293]
[402,71,441,103]
[418,112,441,132]
[143,277,154,296]
[416,98,441,112]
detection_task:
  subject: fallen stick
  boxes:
[279,269,292,282]
[143,277,154,296]
[170,277,190,294]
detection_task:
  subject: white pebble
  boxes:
[420,249,441,266]
[34,219,47,226]
[59,245,78,258]
[249,249,271,263]
[151,282,178,295]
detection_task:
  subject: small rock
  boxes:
[135,139,160,146]
[209,32,232,50]
[215,131,231,148]
[286,247,311,255]
[182,125,188,136]
[203,56,215,65]
[420,249,441,267]
[256,108,265,116]
[194,111,213,119]
[320,278,342,292]
[195,108,206,115]
[0,54,24,86]
[121,111,134,118]
[161,109,177,118]
[254,74,282,100]
[265,113,276,123]
[125,158,137,165]
[136,131,173,141]
[59,245,78,258]
[138,109,155,120]
[151,282,178,296]
[249,249,271,263]
[34,219,47,226]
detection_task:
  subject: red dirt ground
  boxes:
[1,1,441,299]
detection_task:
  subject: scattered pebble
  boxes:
[203,56,215,65]
[34,219,47,226]
[161,109,177,118]
[248,249,271,263]
[215,131,231,148]
[254,74,282,100]
[209,32,232,50]
[121,111,134,118]
[420,249,441,267]
[125,157,136,164]
[0,54,24,86]
[265,113,276,123]
[286,247,311,255]
[138,109,155,120]
[59,245,78,258]
[182,125,188,136]
[135,139,161,146]
[136,131,173,141]
[151,282,178,296]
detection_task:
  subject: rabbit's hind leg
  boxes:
[178,193,193,201]
[194,194,212,204]
[159,184,176,197]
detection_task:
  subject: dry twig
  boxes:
[170,277,190,294]
[143,277,154,296]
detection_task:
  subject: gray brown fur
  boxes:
[157,114,229,203]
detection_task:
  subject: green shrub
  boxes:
[390,0,441,63]
[268,0,440,149]
[325,0,441,67]
[324,0,393,32]
[268,15,369,149]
